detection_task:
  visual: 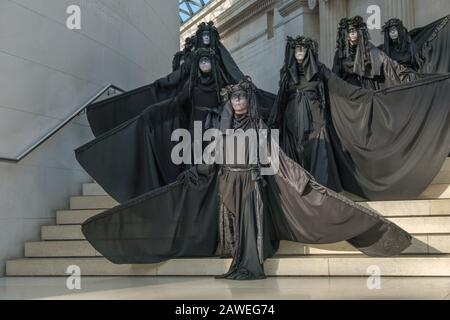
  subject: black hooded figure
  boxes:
[269,36,341,191]
[75,47,230,204]
[172,36,195,72]
[382,15,450,74]
[379,18,422,70]
[81,78,413,281]
[83,21,252,138]
[178,47,226,131]
[332,16,419,89]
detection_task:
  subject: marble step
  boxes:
[70,196,118,210]
[41,216,450,240]
[56,210,104,225]
[56,202,450,226]
[24,234,450,258]
[83,182,450,200]
[433,158,450,184]
[79,159,450,197]
[7,256,450,276]
[83,183,107,196]
[69,194,450,217]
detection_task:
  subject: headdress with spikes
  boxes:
[287,36,319,56]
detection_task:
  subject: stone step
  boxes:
[433,158,450,184]
[41,225,84,240]
[23,234,450,258]
[6,256,450,276]
[55,204,450,226]
[79,157,450,198]
[419,184,450,200]
[56,210,104,225]
[67,195,450,217]
[41,216,450,240]
[84,183,450,200]
[70,196,118,210]
[82,183,107,196]
[361,199,450,217]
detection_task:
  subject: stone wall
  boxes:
[0,0,179,276]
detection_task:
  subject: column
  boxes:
[319,0,348,67]
[384,0,415,30]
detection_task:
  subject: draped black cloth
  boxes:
[81,82,412,278]
[86,21,247,139]
[270,41,342,192]
[333,43,422,89]
[76,97,189,203]
[81,146,412,266]
[324,68,450,200]
[76,73,274,204]
[380,15,450,73]
[410,15,450,73]
[379,19,422,70]
[272,36,450,201]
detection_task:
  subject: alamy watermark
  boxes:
[171,122,280,176]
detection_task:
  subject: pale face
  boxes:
[202,31,211,46]
[389,26,399,40]
[198,57,212,74]
[348,28,358,44]
[295,46,306,63]
[231,91,249,116]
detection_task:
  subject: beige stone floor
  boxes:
[1,277,450,300]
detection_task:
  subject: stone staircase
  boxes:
[6,160,450,277]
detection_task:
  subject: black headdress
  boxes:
[284,36,320,83]
[269,36,323,128]
[381,18,420,67]
[336,16,372,75]
[185,48,225,110]
[195,21,220,49]
[172,36,196,71]
[220,79,261,131]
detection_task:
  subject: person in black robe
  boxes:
[380,15,450,74]
[75,47,229,204]
[84,21,252,138]
[332,16,419,89]
[81,78,412,281]
[379,18,422,70]
[269,36,341,191]
[172,36,195,72]
[269,33,450,201]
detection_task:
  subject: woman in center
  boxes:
[81,78,413,282]
[215,80,279,280]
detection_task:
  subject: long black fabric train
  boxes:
[81,150,412,265]
[333,16,425,90]
[380,15,450,73]
[323,68,450,200]
[409,15,450,74]
[81,79,411,278]
[76,97,189,203]
[84,21,276,138]
[76,44,274,204]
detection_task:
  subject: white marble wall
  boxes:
[220,6,319,93]
[0,0,179,276]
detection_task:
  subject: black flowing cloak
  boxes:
[269,43,343,192]
[81,149,412,265]
[75,78,273,204]
[76,97,189,203]
[84,41,273,138]
[409,15,450,74]
[324,67,450,200]
[333,43,422,90]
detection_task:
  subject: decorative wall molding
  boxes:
[277,0,308,17]
[216,0,277,36]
